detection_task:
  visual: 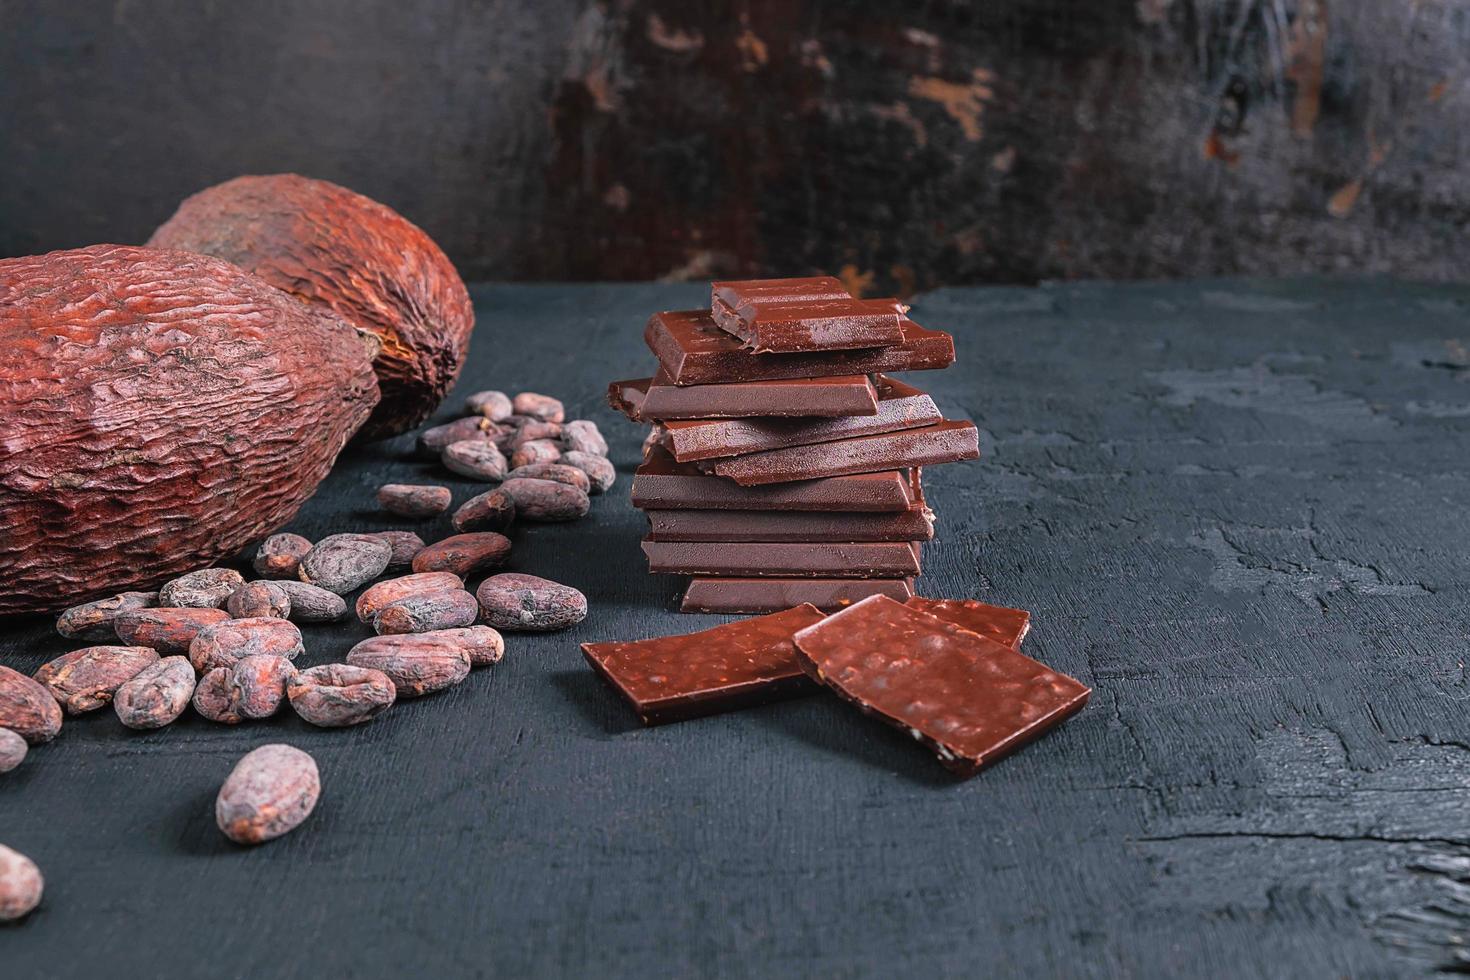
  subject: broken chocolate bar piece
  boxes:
[905,596,1030,649]
[711,420,980,486]
[633,446,916,512]
[642,539,922,578]
[609,371,880,421]
[792,595,1090,777]
[581,604,829,724]
[645,310,955,385]
[680,577,915,614]
[646,505,933,543]
[711,277,905,353]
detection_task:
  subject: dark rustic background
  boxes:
[2,0,1466,293]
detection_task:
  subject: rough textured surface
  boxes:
[214,744,320,845]
[2,281,1470,974]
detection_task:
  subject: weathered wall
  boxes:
[1,1,1466,291]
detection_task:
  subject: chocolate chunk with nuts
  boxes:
[443,439,509,481]
[194,655,296,723]
[253,533,313,580]
[452,488,515,533]
[159,568,246,609]
[0,844,43,921]
[499,477,590,521]
[374,589,480,634]
[505,462,590,493]
[513,392,565,422]
[510,439,561,468]
[411,532,512,577]
[562,419,608,456]
[226,581,292,619]
[189,617,304,673]
[216,744,320,845]
[34,645,159,714]
[56,591,158,641]
[287,664,397,727]
[114,606,230,654]
[346,634,472,697]
[0,729,27,773]
[366,530,427,568]
[377,483,452,518]
[113,656,196,730]
[299,533,393,594]
[272,581,349,623]
[477,573,588,631]
[465,389,513,421]
[356,572,465,622]
[561,451,616,494]
[0,667,64,744]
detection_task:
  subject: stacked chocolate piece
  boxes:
[611,277,979,614]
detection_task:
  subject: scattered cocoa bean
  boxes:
[189,618,304,674]
[562,419,608,456]
[561,450,617,494]
[418,416,497,458]
[56,591,159,641]
[442,439,508,481]
[299,533,392,594]
[346,635,472,697]
[451,488,515,533]
[287,664,396,727]
[374,589,480,634]
[499,477,591,522]
[159,568,246,609]
[510,439,561,468]
[193,655,295,723]
[504,413,538,428]
[509,420,563,448]
[476,573,588,631]
[366,530,427,568]
[114,606,230,654]
[0,844,43,921]
[377,483,452,518]
[411,532,512,577]
[113,656,196,730]
[272,581,349,623]
[0,729,27,773]
[355,571,465,622]
[0,667,63,744]
[435,625,505,666]
[215,743,320,845]
[505,462,591,493]
[465,389,513,421]
[253,533,314,580]
[513,392,565,423]
[34,646,159,715]
[226,581,292,619]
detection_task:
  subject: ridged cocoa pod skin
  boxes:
[346,635,472,698]
[193,655,295,723]
[113,656,196,730]
[273,582,349,623]
[0,667,62,745]
[437,625,505,666]
[189,617,305,674]
[442,439,508,481]
[287,664,396,727]
[561,451,617,494]
[226,581,291,619]
[377,484,451,518]
[374,590,480,635]
[561,419,608,457]
[253,533,314,580]
[159,568,245,609]
[215,743,320,845]
[0,244,380,615]
[505,463,590,493]
[34,646,160,714]
[114,607,230,655]
[477,573,588,632]
[465,390,512,421]
[411,533,512,577]
[452,488,515,533]
[500,478,591,521]
[0,844,43,921]
[513,392,565,423]
[355,572,464,622]
[149,174,474,440]
[0,729,26,773]
[299,534,393,594]
[510,439,562,469]
[56,591,158,641]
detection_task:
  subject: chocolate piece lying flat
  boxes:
[633,446,915,512]
[581,604,828,725]
[905,596,1030,649]
[792,595,1090,777]
[646,504,933,543]
[712,420,979,486]
[711,277,905,353]
[645,310,955,385]
[642,540,921,578]
[680,577,915,614]
[610,371,879,421]
[662,376,941,462]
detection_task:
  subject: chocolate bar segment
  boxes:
[633,446,915,512]
[711,277,905,353]
[711,420,980,486]
[646,505,933,543]
[610,371,879,421]
[792,596,1090,777]
[680,577,915,614]
[642,539,922,578]
[905,596,1030,648]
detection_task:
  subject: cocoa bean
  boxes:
[115,607,230,654]
[476,573,588,631]
[272,581,349,623]
[465,389,513,421]
[34,646,159,715]
[215,743,320,845]
[0,667,63,744]
[287,664,396,728]
[113,656,196,730]
[505,462,591,493]
[442,439,508,481]
[499,477,591,522]
[562,419,608,457]
[411,532,512,577]
[366,530,427,568]
[159,568,246,609]
[418,416,497,458]
[510,439,561,468]
[451,488,515,533]
[226,581,292,619]
[356,571,465,622]
[374,590,480,634]
[193,655,295,723]
[56,591,159,641]
[561,451,617,494]
[0,844,43,921]
[513,392,565,423]
[435,625,505,667]
[0,729,26,773]
[189,618,304,674]
[346,635,471,697]
[299,533,392,594]
[253,533,314,580]
[509,420,563,448]
[377,483,452,518]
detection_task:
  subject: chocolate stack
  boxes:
[611,277,978,614]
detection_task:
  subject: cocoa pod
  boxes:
[411,532,512,577]
[253,533,314,580]
[561,451,617,494]
[355,571,464,622]
[114,607,230,655]
[346,635,472,697]
[193,655,295,723]
[159,568,246,610]
[150,174,473,440]
[366,530,427,569]
[418,416,498,458]
[113,656,196,730]
[0,729,27,773]
[189,618,304,673]
[465,390,512,421]
[0,844,43,921]
[377,484,451,518]
[215,743,320,845]
[56,591,158,641]
[452,488,515,533]
[273,581,349,623]
[509,420,563,448]
[506,462,591,493]
[499,478,591,522]
[510,439,562,469]
[0,244,380,615]
[299,534,392,594]
[0,668,63,744]
[287,664,396,728]
[34,646,159,715]
[226,581,292,619]
[442,439,508,481]
[513,392,565,423]
[436,625,505,667]
[477,573,588,631]
[374,590,480,635]
[562,419,608,457]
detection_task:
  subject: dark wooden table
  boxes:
[4,280,1469,977]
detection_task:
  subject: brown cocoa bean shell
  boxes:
[299,533,393,594]
[0,729,26,773]
[355,572,465,622]
[377,483,452,518]
[513,392,565,423]
[0,667,62,745]
[345,636,471,698]
[159,568,246,609]
[465,390,513,421]
[0,244,379,615]
[418,416,498,458]
[226,581,292,619]
[272,581,349,623]
[253,533,314,580]
[442,439,508,481]
[34,645,160,715]
[410,533,512,577]
[287,664,396,728]
[189,618,304,674]
[451,488,516,533]
[499,478,591,522]
[509,421,563,448]
[366,530,427,568]
[374,590,480,635]
[476,573,588,632]
[150,174,473,440]
[215,743,320,845]
[114,607,230,655]
[0,844,43,921]
[434,625,505,667]
[509,439,562,469]
[56,591,158,641]
[561,451,617,494]
[505,463,591,493]
[113,656,196,730]
[194,655,296,723]
[561,419,608,457]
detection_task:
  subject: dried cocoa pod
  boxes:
[299,534,392,594]
[215,743,321,845]
[435,625,505,667]
[287,664,396,728]
[193,655,295,723]
[465,390,513,421]
[451,488,515,533]
[273,581,349,623]
[0,844,43,921]
[366,530,427,569]
[189,617,304,674]
[509,420,563,448]
[56,591,158,641]
[513,392,565,423]
[0,729,27,773]
[159,568,246,610]
[561,419,608,457]
[377,484,451,518]
[418,416,498,458]
[505,462,590,493]
[561,451,617,494]
[226,581,292,619]
[477,573,588,631]
[442,439,508,481]
[510,439,562,469]
[253,533,314,580]
[374,590,480,635]
[0,244,380,616]
[114,607,230,654]
[346,635,472,697]
[411,532,512,577]
[355,571,464,622]
[150,174,473,440]
[113,656,196,730]
[499,477,591,522]
[34,646,160,715]
[0,668,62,745]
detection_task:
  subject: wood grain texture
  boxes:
[3,280,1470,975]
